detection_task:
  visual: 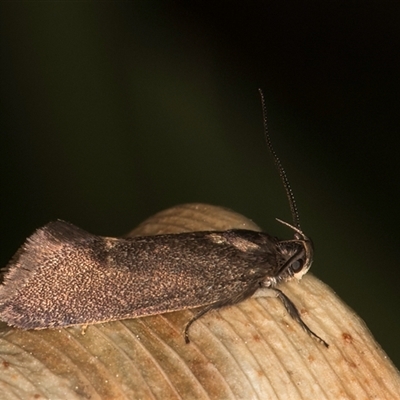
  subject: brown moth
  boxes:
[0,90,328,347]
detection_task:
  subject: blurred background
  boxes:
[1,2,399,367]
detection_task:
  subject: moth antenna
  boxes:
[258,89,301,230]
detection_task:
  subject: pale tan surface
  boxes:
[0,203,399,399]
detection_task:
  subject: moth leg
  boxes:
[80,324,88,335]
[184,304,217,344]
[258,287,329,348]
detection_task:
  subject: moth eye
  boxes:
[291,259,304,273]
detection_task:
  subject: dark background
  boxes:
[1,3,399,368]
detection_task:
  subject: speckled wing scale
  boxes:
[0,90,328,347]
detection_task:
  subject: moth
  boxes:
[0,90,328,347]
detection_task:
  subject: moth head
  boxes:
[275,218,314,282]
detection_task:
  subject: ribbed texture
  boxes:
[0,203,399,399]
